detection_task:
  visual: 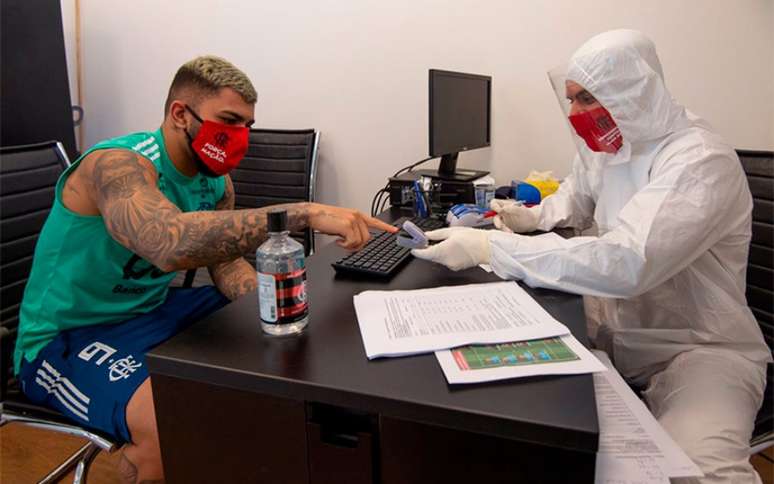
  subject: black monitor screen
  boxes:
[429,70,491,157]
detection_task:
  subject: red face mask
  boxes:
[568,106,623,154]
[186,106,249,176]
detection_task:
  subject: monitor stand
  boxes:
[414,152,489,182]
[413,168,489,182]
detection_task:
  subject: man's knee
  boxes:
[658,404,758,482]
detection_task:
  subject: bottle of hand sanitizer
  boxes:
[256,209,308,335]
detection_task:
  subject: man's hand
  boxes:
[489,199,540,233]
[307,204,397,250]
[411,227,491,271]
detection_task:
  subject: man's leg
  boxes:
[118,378,162,483]
[19,286,230,484]
[642,347,766,484]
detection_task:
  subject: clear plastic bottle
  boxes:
[256,209,309,335]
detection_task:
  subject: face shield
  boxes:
[548,66,624,168]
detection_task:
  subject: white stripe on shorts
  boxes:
[41,360,89,402]
[35,377,89,421]
[40,360,90,406]
[36,369,90,414]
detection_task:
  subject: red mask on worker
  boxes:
[568,106,623,154]
[185,105,249,177]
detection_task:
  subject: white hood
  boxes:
[567,29,689,149]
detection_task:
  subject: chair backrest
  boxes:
[231,128,320,261]
[738,149,773,352]
[0,141,70,400]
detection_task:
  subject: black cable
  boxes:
[375,189,388,216]
[371,185,389,217]
[392,156,435,178]
[371,156,437,217]
[379,189,391,214]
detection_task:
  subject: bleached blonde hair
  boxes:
[164,55,257,114]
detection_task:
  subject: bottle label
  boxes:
[258,269,308,325]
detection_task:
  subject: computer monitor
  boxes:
[415,69,491,182]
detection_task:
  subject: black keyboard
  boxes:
[332,216,445,277]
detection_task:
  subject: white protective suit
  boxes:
[487,30,771,483]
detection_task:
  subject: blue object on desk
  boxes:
[413,180,428,218]
[446,204,495,227]
[512,181,542,204]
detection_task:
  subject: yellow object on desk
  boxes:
[525,170,560,200]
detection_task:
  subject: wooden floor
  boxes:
[1,424,121,483]
[1,422,772,483]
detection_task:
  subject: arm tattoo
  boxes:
[208,257,257,301]
[208,176,258,300]
[93,149,310,272]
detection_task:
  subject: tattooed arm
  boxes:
[91,148,395,274]
[207,176,257,300]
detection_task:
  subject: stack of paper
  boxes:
[592,350,702,483]
[353,281,606,381]
[354,281,569,358]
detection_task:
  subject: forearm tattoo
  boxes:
[93,149,310,271]
[207,177,258,300]
[208,257,257,301]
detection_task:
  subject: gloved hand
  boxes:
[411,227,491,271]
[489,199,540,233]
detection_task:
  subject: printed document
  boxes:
[435,334,606,384]
[592,350,702,483]
[353,281,569,359]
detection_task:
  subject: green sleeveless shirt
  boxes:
[14,128,225,373]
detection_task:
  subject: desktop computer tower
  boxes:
[388,172,478,210]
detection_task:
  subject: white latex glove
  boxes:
[489,199,540,233]
[411,227,491,271]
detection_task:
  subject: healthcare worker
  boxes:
[413,30,771,483]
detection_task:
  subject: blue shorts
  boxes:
[18,286,230,444]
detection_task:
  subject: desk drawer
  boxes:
[379,416,596,484]
[306,402,378,484]
[152,375,308,484]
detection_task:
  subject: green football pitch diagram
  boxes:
[451,337,580,371]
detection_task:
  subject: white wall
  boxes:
[74,0,774,212]
[60,0,79,150]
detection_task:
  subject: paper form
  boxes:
[435,334,606,384]
[353,282,569,359]
[592,350,702,483]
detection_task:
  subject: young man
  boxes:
[15,55,396,483]
[413,31,771,483]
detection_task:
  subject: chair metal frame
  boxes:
[0,140,118,484]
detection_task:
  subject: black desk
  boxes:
[147,208,598,483]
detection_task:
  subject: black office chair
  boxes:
[181,128,320,287]
[0,141,117,483]
[737,149,774,455]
